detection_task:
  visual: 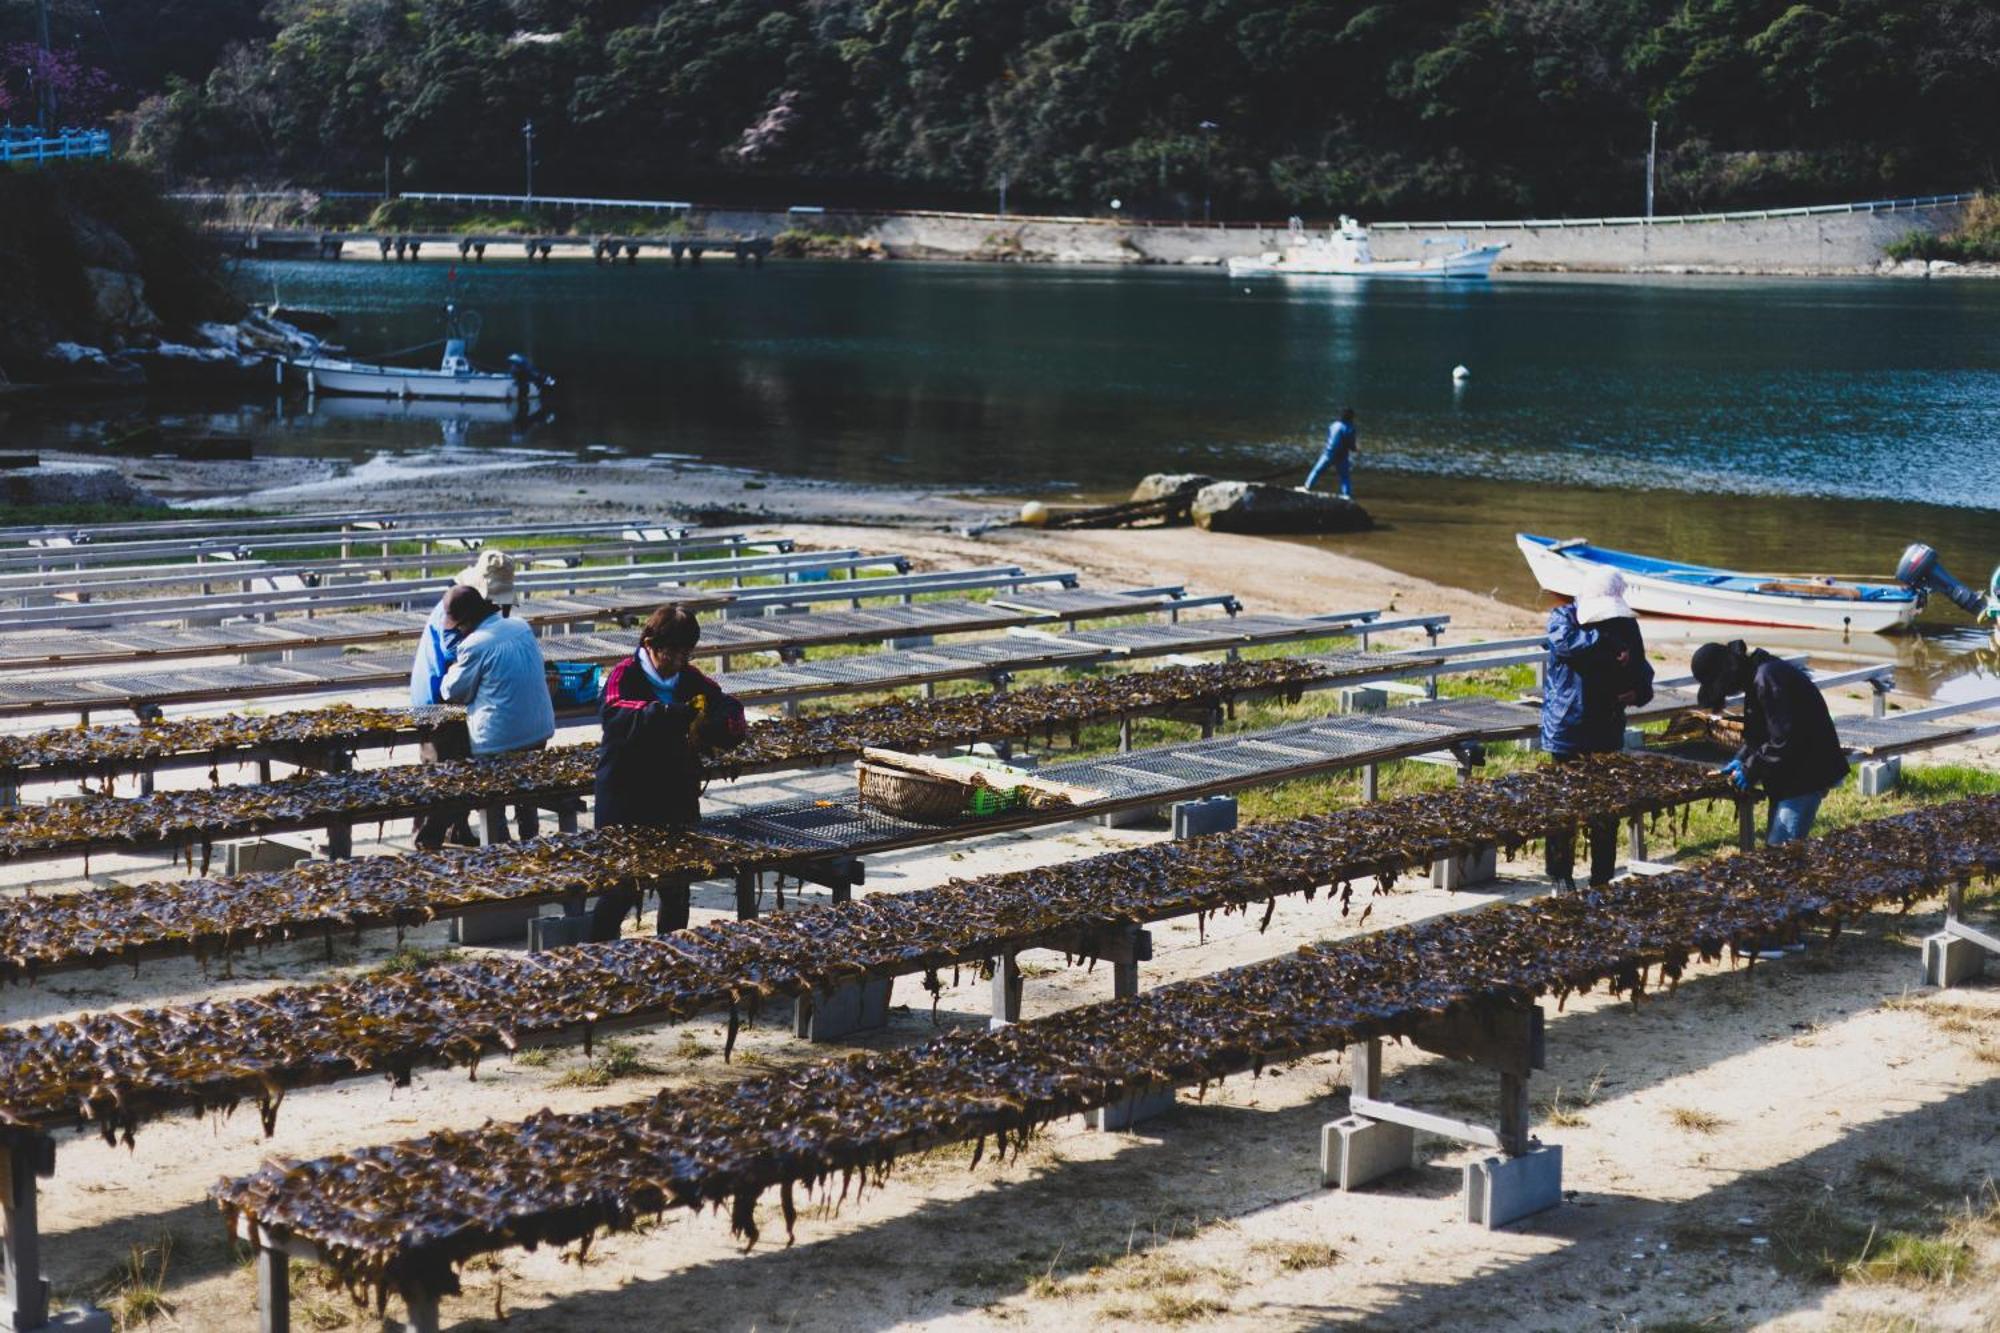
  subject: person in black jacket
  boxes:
[1690,640,1848,844]
[1539,567,1654,888]
[588,604,747,941]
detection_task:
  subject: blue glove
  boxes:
[1717,759,1748,790]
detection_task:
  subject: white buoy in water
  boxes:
[1452,364,1471,383]
[1018,500,1049,527]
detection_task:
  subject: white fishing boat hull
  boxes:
[1517,534,1919,635]
[1227,243,1507,280]
[285,358,535,402]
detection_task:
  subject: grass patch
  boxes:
[1538,1069,1606,1128]
[366,945,462,977]
[673,1030,713,1060]
[551,1039,660,1088]
[1144,1292,1229,1323]
[1838,1229,1974,1286]
[94,1233,176,1329]
[510,1047,555,1069]
[1667,1106,1726,1134]
[1255,1239,1340,1272]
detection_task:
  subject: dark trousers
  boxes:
[413,720,475,848]
[1544,751,1619,889]
[589,876,690,943]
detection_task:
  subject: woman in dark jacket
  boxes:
[1540,568,1654,888]
[589,604,747,940]
[1690,640,1847,844]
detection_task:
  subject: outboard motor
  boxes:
[507,354,556,401]
[1896,542,1990,617]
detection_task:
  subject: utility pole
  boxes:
[1645,119,1658,220]
[998,170,1008,218]
[1199,120,1220,225]
[522,118,535,203]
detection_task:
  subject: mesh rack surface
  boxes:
[1832,714,1976,755]
[707,703,1499,855]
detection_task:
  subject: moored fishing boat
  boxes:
[1227,216,1507,280]
[276,300,553,403]
[1516,533,1919,635]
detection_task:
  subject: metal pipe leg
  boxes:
[735,871,759,921]
[1361,763,1378,802]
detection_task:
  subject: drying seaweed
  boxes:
[0,753,1722,1142]
[0,654,1404,863]
[210,791,2000,1309]
[0,705,459,782]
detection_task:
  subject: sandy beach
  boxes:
[2,449,1994,1332]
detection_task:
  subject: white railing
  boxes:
[401,191,694,211]
[165,186,1981,233]
[1369,193,1978,231]
[0,128,111,164]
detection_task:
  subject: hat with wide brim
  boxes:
[1573,567,1635,625]
[456,548,518,606]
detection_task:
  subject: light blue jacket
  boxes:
[409,596,457,709]
[439,614,556,755]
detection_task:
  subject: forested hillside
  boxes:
[21,0,2000,216]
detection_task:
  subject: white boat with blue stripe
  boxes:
[1517,533,1919,635]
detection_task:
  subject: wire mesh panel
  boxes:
[1834,716,1974,755]
[989,589,1173,618]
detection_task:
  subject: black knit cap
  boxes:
[1690,641,1740,710]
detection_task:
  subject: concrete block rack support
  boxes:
[2,1136,111,1332]
[1321,1005,1559,1230]
[1923,880,1995,988]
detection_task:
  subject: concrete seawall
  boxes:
[696,199,1968,274]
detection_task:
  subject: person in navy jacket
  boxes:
[589,603,746,940]
[1690,640,1847,844]
[1540,566,1653,888]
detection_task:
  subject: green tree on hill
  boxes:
[117,0,2000,217]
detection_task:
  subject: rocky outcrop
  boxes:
[1129,473,1215,504]
[82,267,162,333]
[0,161,246,389]
[1190,482,1373,534]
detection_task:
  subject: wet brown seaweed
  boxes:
[0,655,1396,862]
[0,754,1720,1142]
[210,791,2000,1307]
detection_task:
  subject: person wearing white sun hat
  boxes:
[409,549,524,849]
[1539,565,1653,889]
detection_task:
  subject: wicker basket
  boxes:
[856,760,974,821]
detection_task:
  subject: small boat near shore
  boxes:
[1227,216,1507,280]
[275,300,553,403]
[1516,533,1920,635]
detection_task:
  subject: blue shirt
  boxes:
[439,614,556,755]
[408,595,458,709]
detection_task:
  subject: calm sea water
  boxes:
[14,256,2000,689]
[222,258,2000,508]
